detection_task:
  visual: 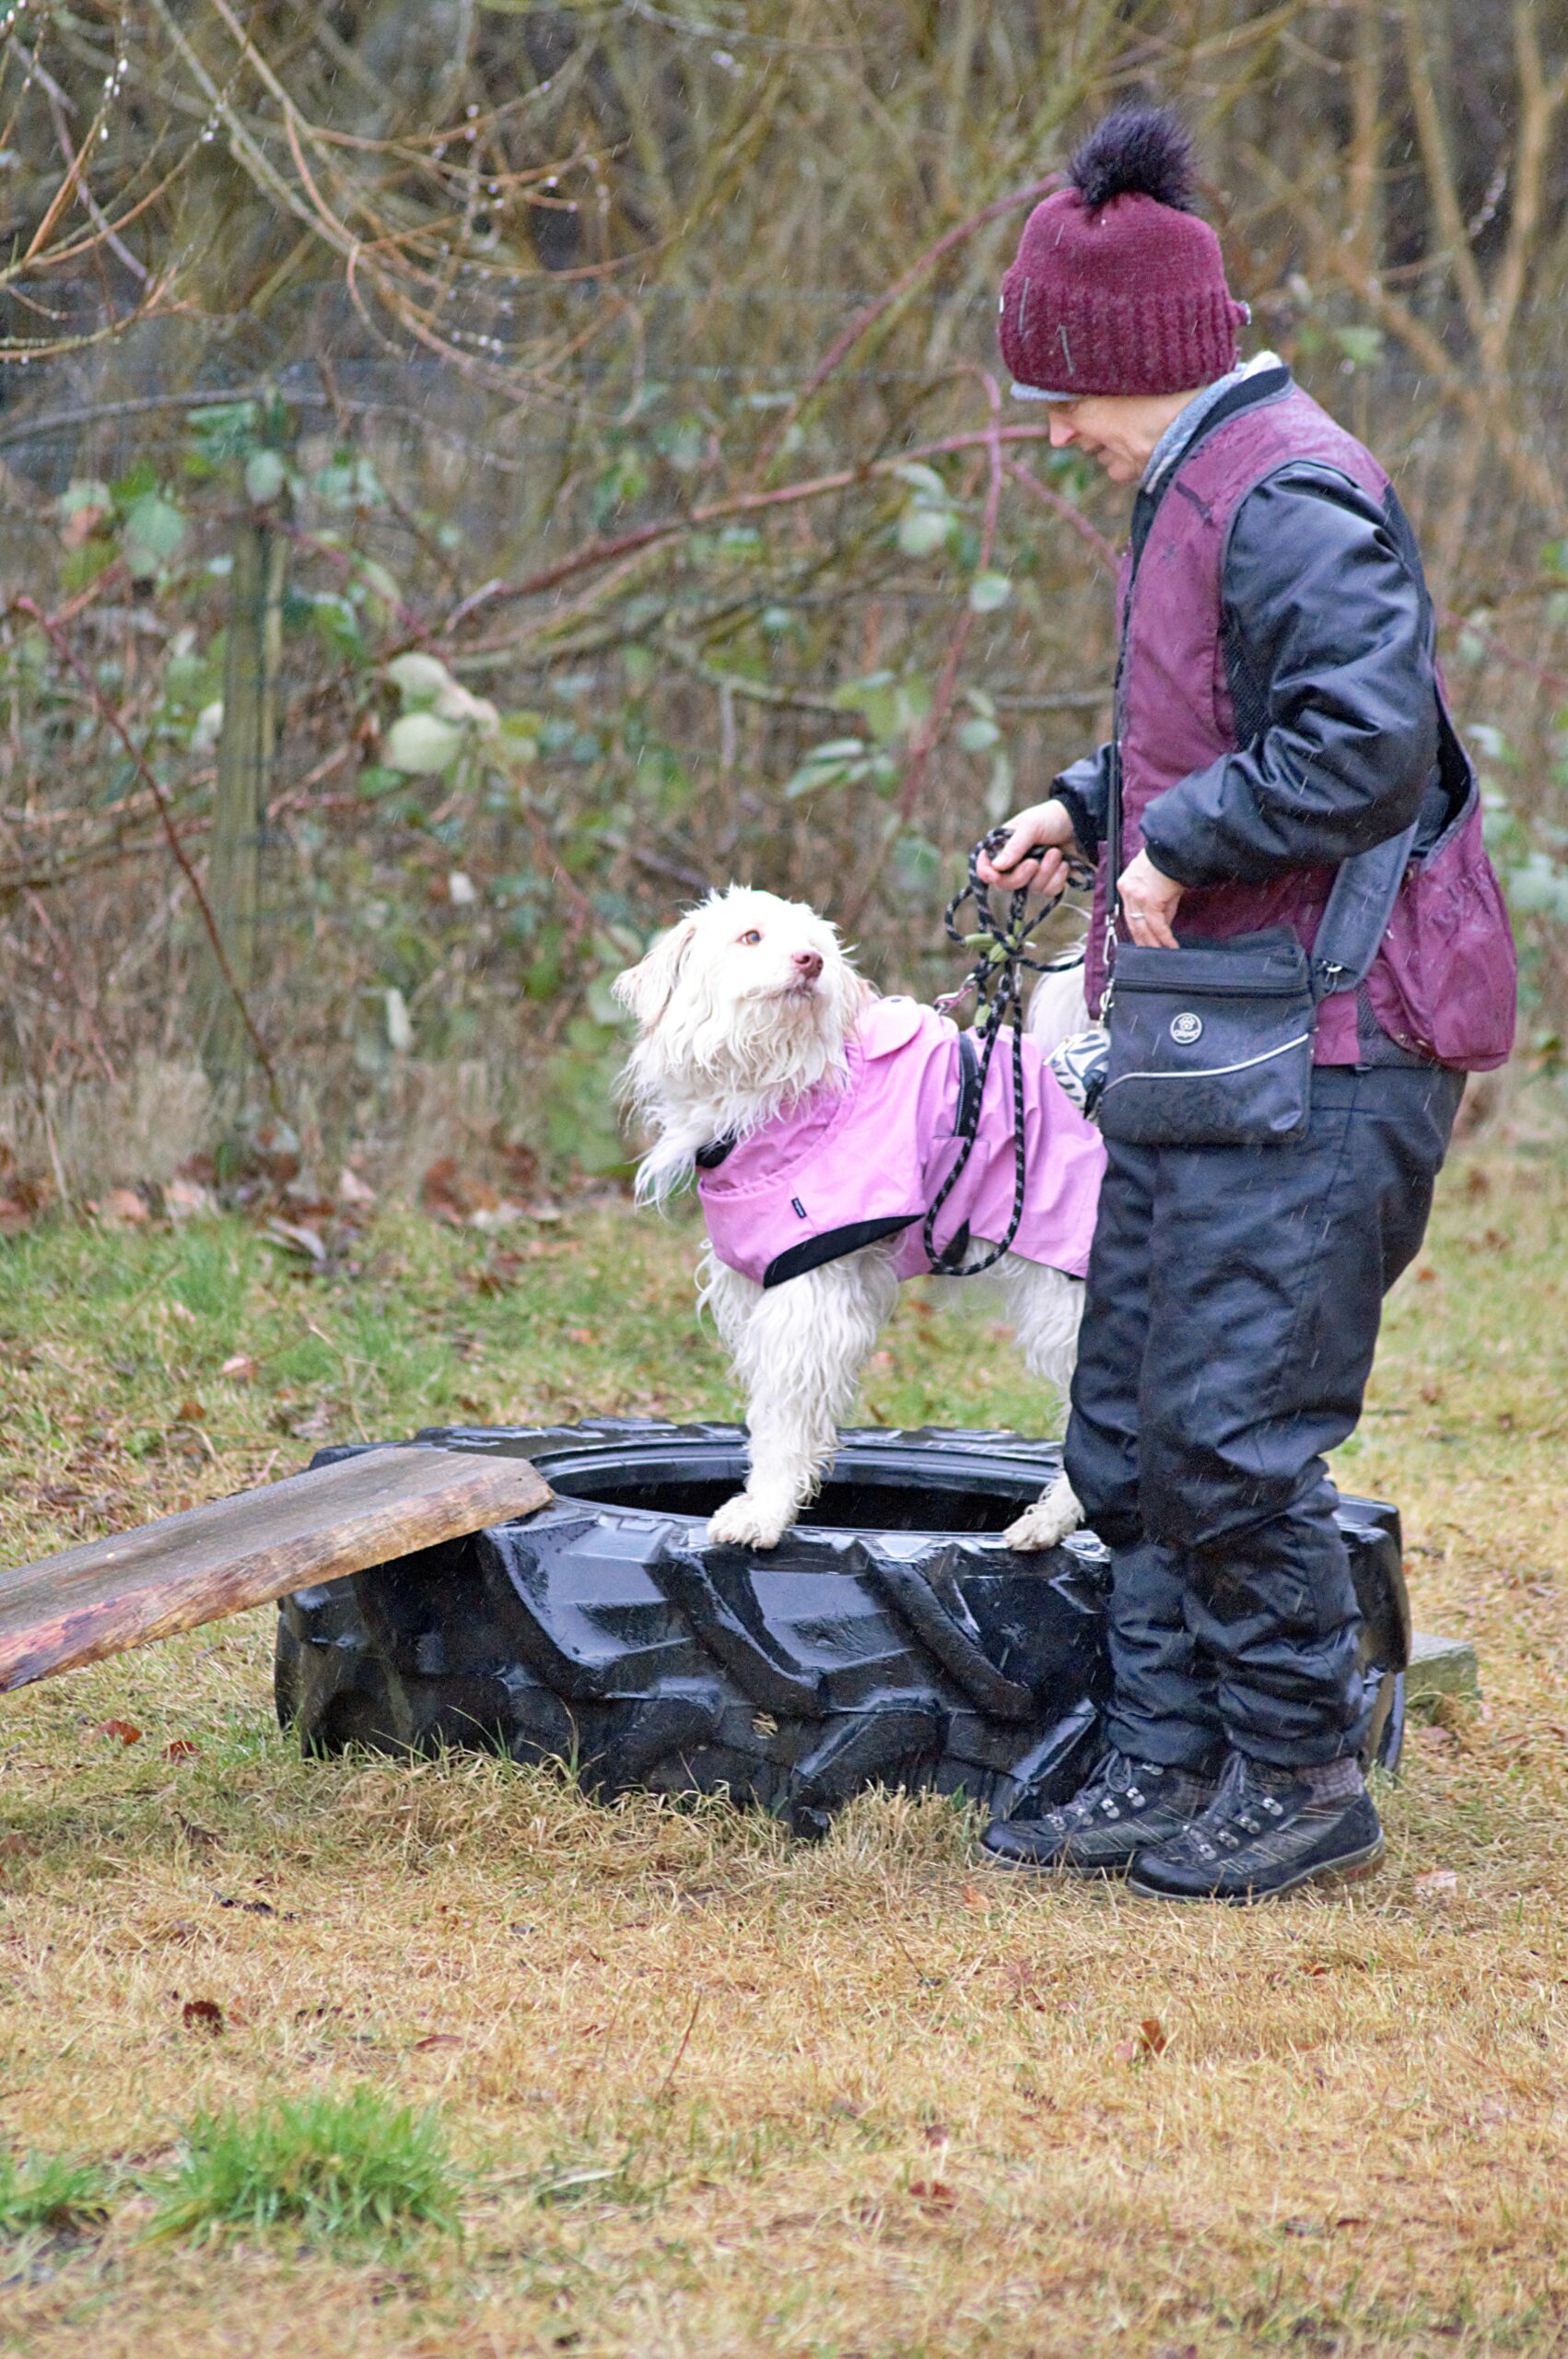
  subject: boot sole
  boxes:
[1126,1834,1386,1906]
[979,1848,1135,1880]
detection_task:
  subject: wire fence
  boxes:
[4,311,1566,1203]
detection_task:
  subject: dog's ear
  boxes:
[612,918,697,1029]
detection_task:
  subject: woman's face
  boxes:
[1045,388,1199,485]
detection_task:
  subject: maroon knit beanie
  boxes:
[999,108,1248,398]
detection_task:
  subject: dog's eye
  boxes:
[738,929,762,945]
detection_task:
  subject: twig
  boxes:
[651,1989,702,2106]
[9,596,286,1116]
[840,368,1008,931]
[442,422,1071,630]
[752,171,1063,479]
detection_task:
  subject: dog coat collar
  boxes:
[696,996,1105,1290]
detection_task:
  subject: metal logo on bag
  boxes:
[1169,1011,1203,1045]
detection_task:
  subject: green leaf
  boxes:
[59,478,111,518]
[310,595,363,660]
[111,458,159,506]
[496,711,544,761]
[243,449,287,505]
[1333,324,1384,370]
[784,750,867,800]
[384,712,464,776]
[898,506,951,559]
[957,716,1001,754]
[894,462,947,500]
[385,651,454,707]
[354,557,404,614]
[384,986,415,1053]
[968,570,1012,613]
[122,492,186,575]
[653,417,708,472]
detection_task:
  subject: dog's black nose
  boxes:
[792,950,824,980]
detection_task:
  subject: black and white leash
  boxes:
[922,827,1092,1278]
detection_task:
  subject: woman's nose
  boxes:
[792,949,824,980]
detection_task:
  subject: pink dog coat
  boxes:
[696,997,1106,1289]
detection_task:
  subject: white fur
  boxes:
[614,886,1090,1555]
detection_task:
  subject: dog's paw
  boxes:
[707,1493,790,1551]
[1003,1481,1082,1555]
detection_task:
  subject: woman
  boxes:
[977,107,1515,1902]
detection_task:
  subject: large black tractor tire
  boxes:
[275,1421,1409,1838]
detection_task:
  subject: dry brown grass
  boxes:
[0,1139,1564,2357]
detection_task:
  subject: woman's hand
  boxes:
[1117,848,1185,948]
[976,798,1080,895]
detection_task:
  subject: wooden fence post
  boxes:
[203,512,285,1094]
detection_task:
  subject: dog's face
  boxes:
[613,886,866,1098]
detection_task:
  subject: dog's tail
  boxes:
[1025,950,1090,1058]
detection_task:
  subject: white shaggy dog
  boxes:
[614,886,1093,1555]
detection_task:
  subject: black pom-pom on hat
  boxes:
[1068,104,1198,215]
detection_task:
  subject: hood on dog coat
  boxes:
[696,997,1106,1289]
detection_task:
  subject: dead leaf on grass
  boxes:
[1115,2017,1168,2062]
[421,1156,497,1223]
[212,1890,295,1919]
[181,1998,224,2035]
[96,1719,142,1746]
[414,2032,465,2052]
[264,1219,327,1265]
[219,1355,258,1381]
[161,1738,201,1762]
[175,1399,207,1424]
[1413,1870,1460,1899]
[907,2177,957,2209]
[97,1188,148,1226]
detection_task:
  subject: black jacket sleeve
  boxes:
[1137,463,1440,888]
[1053,742,1113,858]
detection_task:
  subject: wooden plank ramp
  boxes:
[0,1447,551,1695]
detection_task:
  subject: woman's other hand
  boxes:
[1117,847,1185,948]
[977,798,1080,894]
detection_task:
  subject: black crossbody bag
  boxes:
[1096,764,1416,1149]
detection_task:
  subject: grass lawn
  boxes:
[0,1142,1564,2357]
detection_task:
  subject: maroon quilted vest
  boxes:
[1085,382,1516,1071]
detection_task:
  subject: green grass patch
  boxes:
[147,2086,462,2247]
[0,2148,112,2238]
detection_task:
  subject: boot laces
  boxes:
[1045,1750,1158,1832]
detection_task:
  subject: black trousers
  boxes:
[1063,1065,1464,1770]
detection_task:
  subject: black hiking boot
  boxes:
[980,1749,1219,1879]
[1126,1750,1384,1904]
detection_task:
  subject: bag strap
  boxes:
[1109,716,1424,1007]
[1305,692,1470,1000]
[1306,818,1417,1003]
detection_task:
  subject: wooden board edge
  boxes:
[0,1458,553,1696]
